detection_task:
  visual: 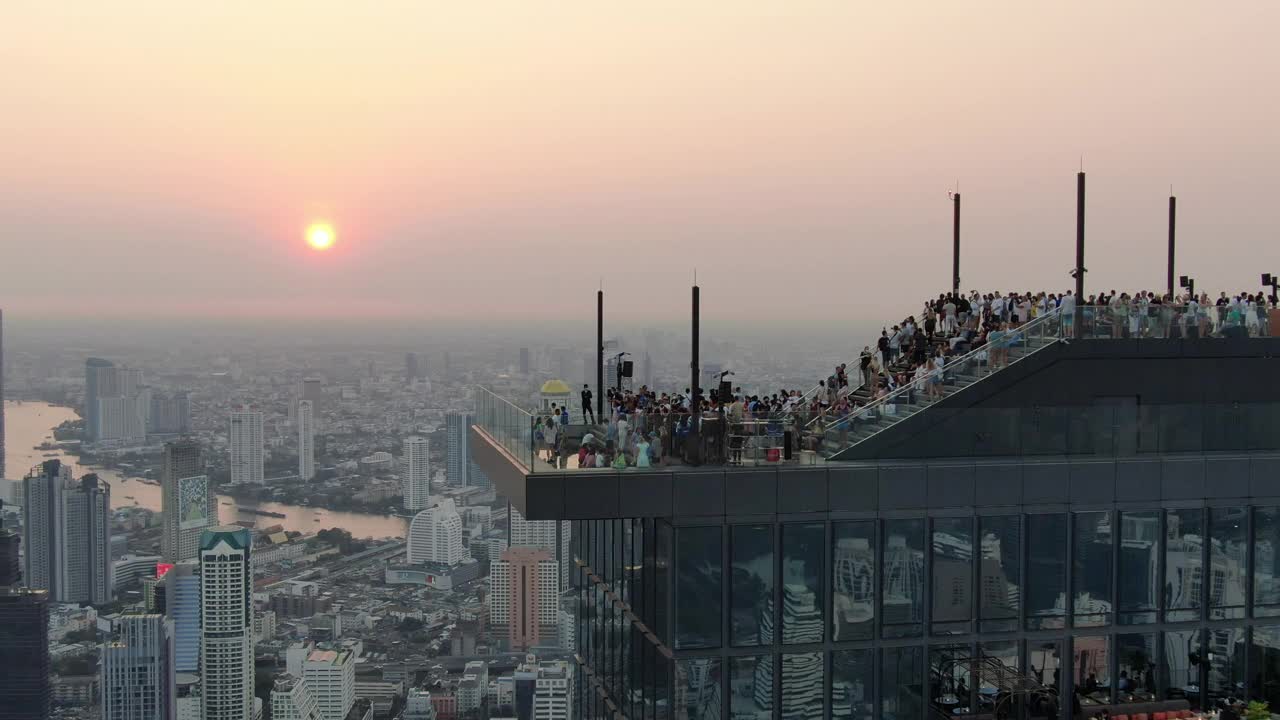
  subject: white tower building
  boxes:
[297,400,315,481]
[401,436,430,511]
[509,507,572,590]
[200,526,254,720]
[272,674,322,720]
[101,613,175,720]
[229,410,265,485]
[406,499,467,567]
[302,648,356,720]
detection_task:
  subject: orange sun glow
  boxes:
[306,222,335,251]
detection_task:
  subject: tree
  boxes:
[1245,701,1270,720]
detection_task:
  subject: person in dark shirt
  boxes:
[581,385,595,423]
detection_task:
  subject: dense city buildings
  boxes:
[402,435,431,511]
[149,390,192,435]
[22,460,113,604]
[490,547,560,651]
[229,408,265,485]
[406,499,467,566]
[272,673,323,720]
[101,613,176,720]
[199,526,254,720]
[298,399,316,481]
[161,439,218,563]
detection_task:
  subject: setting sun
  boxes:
[306,222,335,251]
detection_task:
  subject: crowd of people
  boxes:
[533,288,1274,469]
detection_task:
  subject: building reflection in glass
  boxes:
[979,516,1020,632]
[882,519,925,638]
[832,522,875,641]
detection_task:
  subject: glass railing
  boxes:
[474,385,535,471]
[1074,303,1271,339]
[812,308,1065,458]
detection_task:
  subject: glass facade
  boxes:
[572,506,1270,719]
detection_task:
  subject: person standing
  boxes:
[581,385,595,424]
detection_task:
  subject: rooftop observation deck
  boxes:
[471,303,1280,520]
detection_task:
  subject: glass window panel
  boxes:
[1250,625,1280,709]
[1028,641,1064,716]
[930,645,974,718]
[1073,511,1113,627]
[1073,635,1111,705]
[1118,511,1161,624]
[979,516,1021,632]
[980,641,1020,717]
[676,658,721,720]
[932,518,974,634]
[1165,509,1204,622]
[832,521,875,642]
[1209,508,1248,620]
[675,525,721,649]
[882,518,925,638]
[1163,629,1204,709]
[1026,514,1067,630]
[730,524,773,647]
[1021,406,1068,455]
[1257,508,1280,617]
[729,655,772,719]
[780,653,824,719]
[1116,633,1158,703]
[655,520,671,644]
[882,646,924,720]
[1205,627,1246,707]
[782,522,825,644]
[832,650,874,720]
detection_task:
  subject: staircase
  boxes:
[816,309,1063,458]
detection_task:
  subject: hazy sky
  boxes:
[3,2,1278,326]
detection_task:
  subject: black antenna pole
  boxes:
[1167,194,1177,299]
[1075,171,1086,338]
[952,191,961,295]
[690,283,700,462]
[596,290,604,418]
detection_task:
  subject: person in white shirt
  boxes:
[1059,291,1076,335]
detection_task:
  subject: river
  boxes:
[4,401,407,540]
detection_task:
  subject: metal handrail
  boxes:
[816,307,1064,435]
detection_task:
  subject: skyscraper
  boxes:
[0,587,51,720]
[519,347,531,375]
[200,526,254,720]
[85,357,115,442]
[406,499,467,566]
[101,613,175,720]
[0,503,19,587]
[512,657,572,720]
[490,548,559,651]
[149,391,191,435]
[302,648,356,720]
[401,436,430,511]
[298,400,315,481]
[445,412,471,488]
[23,460,112,603]
[229,409,264,485]
[405,352,419,382]
[509,507,572,590]
[161,440,218,563]
[163,561,201,674]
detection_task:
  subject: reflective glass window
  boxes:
[729,655,772,718]
[932,517,974,634]
[780,653,824,719]
[882,518,925,638]
[1026,513,1067,630]
[1209,508,1247,620]
[979,515,1021,632]
[676,658,721,720]
[1073,511,1113,627]
[980,641,1021,716]
[930,645,974,718]
[1250,625,1280,709]
[1116,633,1158,702]
[1165,509,1204,622]
[1205,627,1246,707]
[832,650,874,720]
[832,521,875,642]
[1257,508,1280,617]
[1073,635,1111,705]
[882,646,924,720]
[1028,641,1064,715]
[782,522,825,644]
[730,524,773,647]
[1118,511,1160,624]
[1163,629,1203,709]
[675,525,721,649]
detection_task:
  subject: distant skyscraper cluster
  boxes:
[85,358,147,445]
[229,408,265,485]
[22,459,113,604]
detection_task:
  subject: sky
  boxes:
[3,2,1278,328]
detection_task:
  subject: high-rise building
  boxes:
[161,440,217,563]
[406,499,467,567]
[97,394,147,445]
[85,357,115,442]
[519,347,531,375]
[509,507,571,590]
[298,400,315,481]
[405,352,419,382]
[149,391,191,435]
[445,412,472,488]
[229,409,264,485]
[300,377,323,409]
[301,648,356,720]
[175,674,201,720]
[0,587,51,720]
[101,613,175,720]
[199,527,253,720]
[513,657,572,720]
[401,436,430,511]
[403,689,435,720]
[0,502,21,587]
[163,561,201,673]
[271,674,323,720]
[85,360,147,445]
[22,460,112,604]
[490,548,559,651]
